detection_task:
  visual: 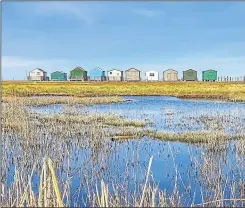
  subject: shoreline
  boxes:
[3,94,245,104]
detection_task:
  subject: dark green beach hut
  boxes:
[70,66,88,81]
[51,71,67,81]
[202,70,217,82]
[183,69,198,81]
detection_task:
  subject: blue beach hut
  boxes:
[89,67,106,81]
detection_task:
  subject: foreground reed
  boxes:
[2,154,245,207]
[2,95,245,207]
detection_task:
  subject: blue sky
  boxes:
[2,1,245,80]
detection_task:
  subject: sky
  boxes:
[2,1,245,80]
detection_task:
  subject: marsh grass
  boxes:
[2,150,245,207]
[3,81,245,102]
[2,95,245,207]
[37,113,148,128]
[2,96,125,106]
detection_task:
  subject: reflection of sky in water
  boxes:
[30,96,245,133]
[14,96,245,205]
[68,138,242,206]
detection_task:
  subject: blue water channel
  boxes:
[25,96,245,205]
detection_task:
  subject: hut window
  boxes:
[150,73,154,76]
[36,72,41,75]
[110,72,112,74]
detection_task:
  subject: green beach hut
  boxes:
[202,70,217,82]
[70,66,88,81]
[183,69,198,81]
[51,71,67,81]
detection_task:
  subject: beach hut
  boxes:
[51,71,67,81]
[89,67,106,81]
[70,67,87,81]
[125,68,141,81]
[183,69,198,81]
[163,69,178,81]
[107,69,123,81]
[145,70,159,81]
[28,68,49,81]
[202,69,217,82]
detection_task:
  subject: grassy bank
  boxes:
[2,96,125,106]
[2,81,245,101]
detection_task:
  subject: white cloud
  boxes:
[132,8,165,17]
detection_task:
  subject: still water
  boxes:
[24,96,245,205]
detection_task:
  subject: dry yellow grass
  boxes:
[2,81,245,101]
[2,96,125,106]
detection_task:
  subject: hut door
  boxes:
[171,73,175,81]
[132,72,138,80]
[167,73,172,81]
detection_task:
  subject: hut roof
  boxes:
[164,69,178,73]
[203,69,217,72]
[72,66,86,71]
[51,71,66,74]
[126,68,140,72]
[108,69,122,72]
[184,69,197,72]
[31,68,46,73]
[91,67,105,72]
[146,70,158,73]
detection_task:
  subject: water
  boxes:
[30,96,245,134]
[8,96,245,206]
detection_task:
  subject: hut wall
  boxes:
[202,70,217,81]
[107,70,123,81]
[29,69,48,81]
[145,71,159,81]
[183,70,197,81]
[163,70,178,81]
[89,69,106,81]
[126,69,140,81]
[51,72,67,81]
[70,68,87,81]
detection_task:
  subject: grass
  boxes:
[2,96,125,106]
[3,98,244,144]
[2,81,245,102]
[37,113,148,128]
[2,84,245,207]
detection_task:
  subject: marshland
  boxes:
[1,81,245,207]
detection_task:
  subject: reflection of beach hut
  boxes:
[70,66,87,81]
[89,67,106,81]
[163,69,178,81]
[145,70,159,81]
[125,68,141,81]
[28,68,49,81]
[107,69,123,81]
[202,69,217,81]
[183,69,198,81]
[51,71,67,81]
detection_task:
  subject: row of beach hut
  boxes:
[28,67,218,82]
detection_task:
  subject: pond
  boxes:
[6,96,245,206]
[30,96,245,134]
